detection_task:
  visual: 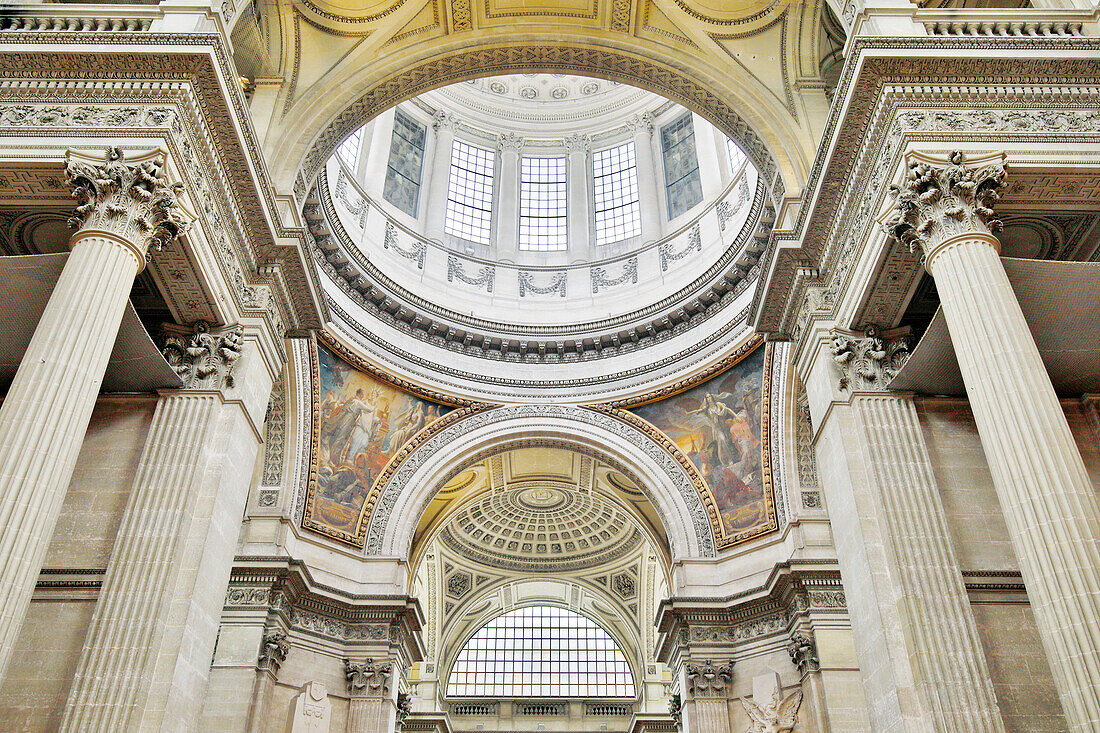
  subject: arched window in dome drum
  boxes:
[519,156,568,251]
[383,109,426,217]
[661,112,703,220]
[593,142,642,246]
[447,605,635,698]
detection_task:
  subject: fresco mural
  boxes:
[303,340,451,546]
[630,344,775,545]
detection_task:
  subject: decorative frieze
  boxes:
[685,660,733,698]
[161,321,244,390]
[828,327,910,392]
[344,658,392,698]
[883,151,1007,258]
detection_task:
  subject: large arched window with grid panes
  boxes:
[446,606,636,698]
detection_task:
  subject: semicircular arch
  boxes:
[364,405,718,566]
[267,30,812,201]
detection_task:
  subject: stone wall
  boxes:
[0,396,155,730]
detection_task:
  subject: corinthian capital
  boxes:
[685,659,733,698]
[344,658,392,698]
[626,111,653,136]
[883,151,1007,256]
[563,133,590,154]
[65,146,189,254]
[161,321,244,390]
[828,326,910,392]
[497,131,525,153]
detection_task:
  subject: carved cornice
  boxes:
[883,151,1007,259]
[752,41,1100,342]
[65,146,188,258]
[0,32,324,330]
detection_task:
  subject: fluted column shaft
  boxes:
[347,696,389,733]
[61,375,263,731]
[886,150,1100,733]
[925,233,1100,732]
[494,134,523,261]
[0,147,185,683]
[629,113,662,244]
[853,393,1006,732]
[424,113,456,242]
[686,698,730,733]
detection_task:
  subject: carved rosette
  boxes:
[65,146,189,258]
[883,151,1007,259]
[161,321,244,390]
[787,632,819,676]
[685,659,733,699]
[344,658,392,698]
[829,327,910,392]
[257,631,290,676]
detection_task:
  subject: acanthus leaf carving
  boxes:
[344,657,392,698]
[884,151,1007,257]
[828,326,910,392]
[258,631,290,676]
[685,659,733,698]
[161,321,244,390]
[65,146,189,255]
[787,632,819,676]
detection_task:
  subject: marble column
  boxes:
[0,147,187,682]
[60,323,267,732]
[628,112,662,244]
[885,150,1100,733]
[424,111,456,242]
[804,329,1006,733]
[682,660,733,733]
[494,132,523,261]
[564,133,590,257]
[345,658,394,733]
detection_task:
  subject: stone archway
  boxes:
[364,404,719,563]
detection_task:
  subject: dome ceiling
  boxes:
[437,485,642,573]
[308,74,772,403]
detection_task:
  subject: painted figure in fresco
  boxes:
[689,392,743,465]
[323,388,377,464]
[386,401,426,452]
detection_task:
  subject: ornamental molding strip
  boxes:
[751,45,1100,343]
[828,327,911,392]
[161,321,245,390]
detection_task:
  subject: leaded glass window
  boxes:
[383,109,426,217]
[444,141,495,245]
[726,137,747,172]
[661,113,703,220]
[336,127,363,170]
[593,142,641,246]
[447,606,635,698]
[519,157,568,251]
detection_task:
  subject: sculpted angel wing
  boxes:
[777,689,803,725]
[740,697,768,725]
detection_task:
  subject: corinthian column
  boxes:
[494,132,523,261]
[885,150,1100,733]
[345,658,394,733]
[682,660,733,733]
[424,111,457,242]
[564,133,590,257]
[61,322,266,732]
[0,147,187,682]
[628,112,662,244]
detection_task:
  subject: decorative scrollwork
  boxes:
[447,254,494,292]
[518,270,566,298]
[659,223,702,272]
[383,221,426,269]
[591,256,637,293]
